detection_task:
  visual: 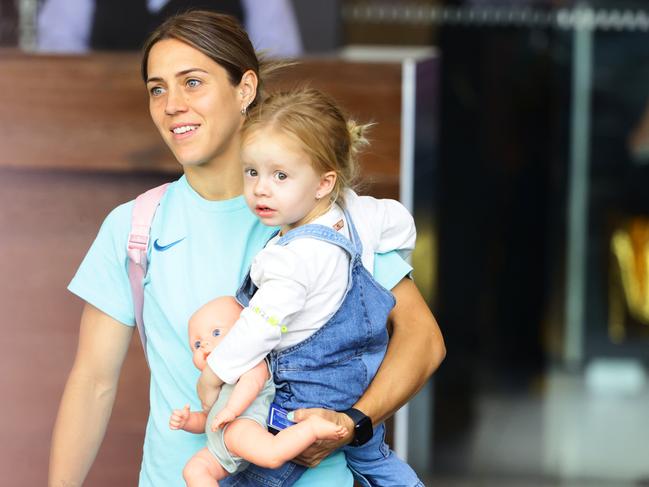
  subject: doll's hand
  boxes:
[169,404,191,430]
[211,407,237,431]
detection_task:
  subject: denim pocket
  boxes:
[274,356,368,411]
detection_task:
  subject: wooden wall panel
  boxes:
[0,50,401,191]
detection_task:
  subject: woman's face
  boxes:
[146,39,248,168]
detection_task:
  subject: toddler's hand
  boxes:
[169,404,190,430]
[211,407,236,431]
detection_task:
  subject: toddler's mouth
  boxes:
[255,205,276,217]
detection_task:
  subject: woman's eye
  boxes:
[212,329,221,337]
[186,79,201,88]
[194,340,201,349]
[275,171,287,181]
[150,86,164,97]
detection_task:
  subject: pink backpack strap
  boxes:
[127,183,170,364]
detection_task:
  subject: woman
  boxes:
[48,11,445,487]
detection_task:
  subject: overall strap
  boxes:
[276,208,363,260]
[342,207,364,256]
[127,183,170,364]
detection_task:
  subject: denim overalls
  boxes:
[221,210,423,487]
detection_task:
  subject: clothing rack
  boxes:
[343,3,649,31]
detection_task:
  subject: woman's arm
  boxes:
[48,303,133,487]
[291,277,445,466]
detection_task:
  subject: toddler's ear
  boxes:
[317,171,337,199]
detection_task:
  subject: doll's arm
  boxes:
[169,404,208,434]
[211,361,269,431]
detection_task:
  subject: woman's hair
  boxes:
[141,10,279,109]
[242,88,371,205]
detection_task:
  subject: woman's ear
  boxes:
[316,171,337,200]
[239,70,258,107]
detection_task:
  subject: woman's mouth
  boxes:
[170,124,200,140]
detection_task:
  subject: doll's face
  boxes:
[188,296,243,371]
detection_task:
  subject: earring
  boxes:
[315,193,321,200]
[240,106,247,115]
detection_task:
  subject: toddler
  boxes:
[194,88,424,487]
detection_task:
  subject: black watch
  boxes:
[341,408,373,446]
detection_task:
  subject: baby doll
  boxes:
[169,296,347,486]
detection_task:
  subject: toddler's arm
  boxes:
[211,361,270,431]
[169,404,208,434]
[372,199,416,254]
[344,190,416,259]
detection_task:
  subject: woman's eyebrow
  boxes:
[146,68,209,84]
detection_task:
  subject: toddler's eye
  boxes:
[245,168,258,177]
[194,340,201,349]
[275,171,287,181]
[212,329,221,337]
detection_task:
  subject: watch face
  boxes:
[353,415,373,446]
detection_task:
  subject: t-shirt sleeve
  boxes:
[373,250,412,291]
[208,243,310,384]
[67,202,136,327]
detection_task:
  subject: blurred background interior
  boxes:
[2,0,649,485]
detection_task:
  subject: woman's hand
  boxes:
[197,366,224,412]
[289,408,354,467]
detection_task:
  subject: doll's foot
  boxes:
[305,415,348,440]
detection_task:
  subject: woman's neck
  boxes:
[184,158,243,201]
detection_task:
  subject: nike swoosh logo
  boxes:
[153,237,186,251]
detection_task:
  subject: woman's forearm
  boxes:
[48,368,118,486]
[49,304,133,487]
[354,278,445,425]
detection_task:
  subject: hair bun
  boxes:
[347,120,372,154]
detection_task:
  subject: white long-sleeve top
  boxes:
[208,190,416,384]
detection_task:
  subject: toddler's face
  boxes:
[188,297,242,370]
[241,127,331,234]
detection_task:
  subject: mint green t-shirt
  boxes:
[69,176,411,487]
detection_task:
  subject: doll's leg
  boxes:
[224,416,346,469]
[183,447,229,487]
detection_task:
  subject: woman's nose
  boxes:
[165,88,188,115]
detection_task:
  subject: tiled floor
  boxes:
[420,477,638,487]
[413,361,649,486]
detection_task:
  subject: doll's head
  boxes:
[188,296,243,371]
[240,88,371,234]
